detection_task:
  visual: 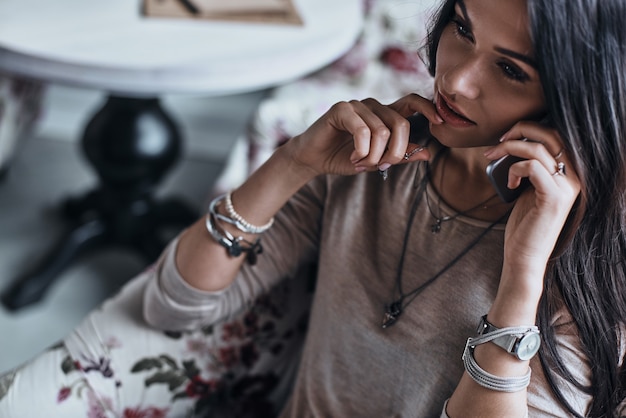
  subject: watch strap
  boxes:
[478,315,517,352]
[476,315,541,360]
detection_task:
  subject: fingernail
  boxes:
[434,113,444,123]
[484,149,494,157]
[355,166,367,172]
[378,163,391,171]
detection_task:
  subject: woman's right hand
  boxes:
[173,93,442,295]
[285,93,444,177]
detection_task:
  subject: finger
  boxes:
[347,96,435,170]
[503,158,542,192]
[489,139,556,179]
[361,98,414,167]
[345,99,392,165]
[375,96,436,165]
[326,101,375,162]
[389,93,444,126]
[356,98,433,168]
[500,121,562,157]
[508,158,578,207]
[402,143,430,163]
[490,121,569,181]
[491,140,578,208]
[364,99,432,168]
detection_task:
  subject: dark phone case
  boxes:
[407,113,430,144]
[486,155,530,203]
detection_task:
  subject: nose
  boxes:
[441,58,481,100]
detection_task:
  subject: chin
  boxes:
[429,122,498,149]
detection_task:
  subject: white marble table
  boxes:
[0,0,362,310]
[0,0,362,96]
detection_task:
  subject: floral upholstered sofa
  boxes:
[0,1,437,416]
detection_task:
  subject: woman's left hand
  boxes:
[485,121,581,305]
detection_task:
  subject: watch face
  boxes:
[517,332,541,361]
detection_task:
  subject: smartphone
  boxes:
[487,116,552,203]
[407,113,429,144]
[486,154,530,203]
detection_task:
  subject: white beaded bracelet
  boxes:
[462,340,532,392]
[223,191,274,234]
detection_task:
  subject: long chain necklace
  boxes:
[381,162,509,329]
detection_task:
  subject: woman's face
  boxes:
[429,0,546,148]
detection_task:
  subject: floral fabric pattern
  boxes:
[128,284,308,417]
[29,267,313,418]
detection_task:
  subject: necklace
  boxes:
[425,188,498,234]
[381,162,509,329]
[425,152,498,234]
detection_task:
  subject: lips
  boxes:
[435,92,476,127]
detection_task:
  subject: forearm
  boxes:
[446,349,531,417]
[446,265,545,417]
[175,141,316,292]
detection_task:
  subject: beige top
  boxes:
[144,162,592,417]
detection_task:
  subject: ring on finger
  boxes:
[404,146,424,160]
[552,161,566,176]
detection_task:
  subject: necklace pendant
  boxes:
[382,301,402,329]
[431,219,442,234]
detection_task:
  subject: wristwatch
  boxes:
[477,315,541,361]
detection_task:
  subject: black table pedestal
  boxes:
[1,96,197,311]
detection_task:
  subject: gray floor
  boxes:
[0,84,267,373]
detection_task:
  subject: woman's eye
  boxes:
[452,19,473,42]
[498,62,530,82]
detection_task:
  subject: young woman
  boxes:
[139,0,626,416]
[2,0,622,417]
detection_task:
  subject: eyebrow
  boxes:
[455,0,537,70]
[494,47,538,69]
[456,0,471,28]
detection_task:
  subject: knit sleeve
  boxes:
[527,307,593,417]
[142,177,326,331]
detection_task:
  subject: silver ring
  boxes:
[404,146,424,160]
[552,161,566,176]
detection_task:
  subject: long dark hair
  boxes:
[425,1,626,416]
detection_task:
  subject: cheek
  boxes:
[435,28,465,77]
[489,91,546,128]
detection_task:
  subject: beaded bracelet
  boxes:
[208,194,274,237]
[223,191,274,234]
